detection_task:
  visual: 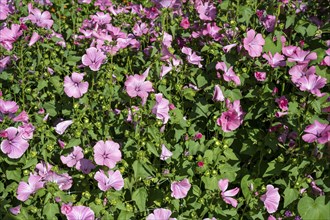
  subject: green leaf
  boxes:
[196,74,208,88]
[202,176,219,191]
[241,175,252,199]
[6,168,21,182]
[43,102,57,116]
[285,15,296,29]
[223,148,239,161]
[298,196,330,220]
[295,25,306,36]
[283,188,299,208]
[118,210,134,220]
[132,161,153,179]
[306,24,317,37]
[49,76,62,94]
[182,88,196,101]
[132,187,148,211]
[43,203,59,220]
[66,138,81,148]
[37,80,48,91]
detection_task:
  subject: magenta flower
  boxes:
[160,144,173,161]
[1,127,29,159]
[146,208,174,220]
[152,93,170,124]
[28,32,40,47]
[297,74,326,97]
[215,62,241,85]
[93,140,122,168]
[275,96,288,111]
[0,24,23,51]
[302,120,330,144]
[181,47,203,67]
[218,179,240,208]
[243,29,265,58]
[287,48,317,64]
[27,3,53,29]
[82,47,106,71]
[196,1,216,21]
[124,68,154,105]
[54,120,73,135]
[94,170,124,191]
[180,17,190,29]
[262,52,286,68]
[17,174,44,201]
[254,71,267,81]
[213,85,225,102]
[61,203,72,215]
[171,178,191,199]
[60,146,84,167]
[0,99,19,114]
[65,205,95,220]
[261,15,276,32]
[64,72,89,98]
[260,185,280,214]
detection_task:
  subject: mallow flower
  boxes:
[243,29,265,58]
[218,179,240,208]
[302,120,329,144]
[213,85,225,102]
[60,146,84,168]
[64,205,95,220]
[93,140,122,168]
[1,127,29,159]
[152,93,170,124]
[146,208,176,220]
[260,185,280,214]
[171,178,191,199]
[82,47,106,71]
[16,174,44,201]
[160,144,173,161]
[64,72,89,98]
[94,170,124,191]
[54,120,73,135]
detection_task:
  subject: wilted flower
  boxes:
[218,179,240,207]
[160,144,172,161]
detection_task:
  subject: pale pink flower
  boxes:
[243,29,265,58]
[288,64,315,84]
[260,185,280,214]
[213,85,225,102]
[160,65,172,78]
[152,93,170,124]
[0,56,11,72]
[35,161,52,178]
[171,178,191,199]
[82,47,106,71]
[93,140,122,168]
[9,205,21,215]
[64,72,89,98]
[76,158,95,174]
[17,174,44,201]
[44,171,72,190]
[218,179,240,208]
[54,120,73,135]
[65,205,95,220]
[282,45,298,57]
[321,48,330,66]
[181,46,203,67]
[61,203,72,215]
[60,146,84,167]
[297,74,326,97]
[1,127,29,159]
[223,43,237,53]
[13,111,29,122]
[27,3,54,29]
[94,170,124,191]
[217,100,245,132]
[160,144,172,161]
[302,120,329,144]
[254,71,267,81]
[124,68,154,105]
[133,22,148,37]
[0,3,10,21]
[262,52,286,68]
[162,32,172,48]
[0,24,23,51]
[18,123,35,140]
[215,62,240,85]
[146,208,175,220]
[196,1,216,21]
[275,96,288,111]
[0,99,19,114]
[287,47,317,64]
[28,32,40,47]
[180,17,190,29]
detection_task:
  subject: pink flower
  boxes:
[124,68,154,105]
[260,185,280,214]
[217,109,241,132]
[262,52,286,68]
[213,85,225,102]
[171,178,191,199]
[160,144,172,161]
[61,203,72,215]
[321,48,330,66]
[35,161,52,178]
[64,72,89,98]
[0,56,11,72]
[287,47,317,64]
[54,120,73,135]
[152,93,170,124]
[197,161,204,167]
[94,170,124,191]
[28,32,40,47]
[160,65,172,79]
[60,146,84,167]
[146,208,174,220]
[282,45,297,57]
[275,96,288,111]
[180,17,190,29]
[297,74,326,97]
[17,174,44,201]
[195,132,203,140]
[254,71,267,81]
[44,171,72,190]
[27,3,53,29]
[9,205,21,215]
[82,47,106,71]
[181,47,203,68]
[1,127,29,159]
[93,140,122,168]
[223,44,237,53]
[196,1,216,21]
[218,179,240,208]
[216,62,241,85]
[65,205,95,220]
[243,29,265,58]
[0,24,23,51]
[302,120,329,144]
[76,158,95,174]
[289,64,315,84]
[13,111,29,122]
[0,99,19,114]
[18,123,35,140]
[261,15,276,32]
[133,22,148,37]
